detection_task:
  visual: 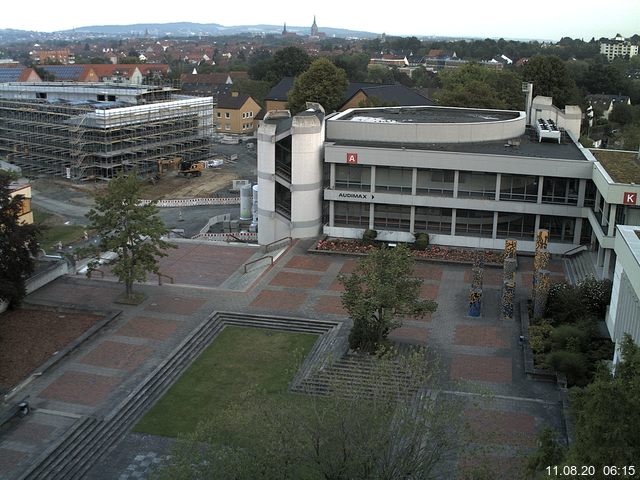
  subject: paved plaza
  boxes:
[0,239,566,479]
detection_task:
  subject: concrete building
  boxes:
[257,98,640,280]
[8,182,33,224]
[600,34,639,61]
[607,225,640,364]
[0,82,214,179]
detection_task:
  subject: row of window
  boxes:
[216,111,254,119]
[332,202,578,242]
[334,165,583,205]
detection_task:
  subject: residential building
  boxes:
[607,225,640,364]
[0,66,41,83]
[264,77,294,112]
[38,65,98,82]
[600,34,639,61]
[215,92,261,135]
[339,84,434,110]
[586,94,631,120]
[30,48,75,65]
[257,98,640,283]
[0,82,214,180]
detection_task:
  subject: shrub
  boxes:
[414,233,430,250]
[362,229,378,244]
[576,276,612,318]
[546,350,589,386]
[529,319,553,355]
[550,324,590,352]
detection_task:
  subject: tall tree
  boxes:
[0,173,40,308]
[81,172,173,300]
[340,244,437,353]
[271,46,311,80]
[521,55,579,108]
[287,58,349,114]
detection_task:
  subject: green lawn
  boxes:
[133,326,318,442]
[32,207,87,251]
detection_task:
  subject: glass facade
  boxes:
[414,206,452,234]
[373,204,411,231]
[334,201,369,227]
[496,212,536,239]
[335,164,371,191]
[542,177,578,205]
[375,166,413,194]
[455,209,495,237]
[540,215,575,243]
[416,169,454,197]
[500,174,539,202]
[458,171,496,199]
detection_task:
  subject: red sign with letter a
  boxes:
[346,153,358,165]
[623,192,637,205]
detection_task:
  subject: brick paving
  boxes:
[0,240,568,480]
[39,371,122,406]
[269,271,322,289]
[79,341,154,371]
[454,325,510,348]
[249,289,307,311]
[450,354,513,383]
[116,317,180,341]
[6,421,56,444]
[463,268,504,286]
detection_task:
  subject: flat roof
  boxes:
[331,130,588,161]
[336,105,521,124]
[590,149,640,184]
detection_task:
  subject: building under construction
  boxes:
[0,82,214,179]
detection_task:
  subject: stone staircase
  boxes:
[17,312,342,480]
[563,250,598,285]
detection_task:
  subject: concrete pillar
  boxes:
[495,173,501,201]
[492,211,498,239]
[608,204,617,236]
[409,205,415,233]
[577,179,586,207]
[329,163,335,188]
[369,203,374,229]
[329,200,334,227]
[411,167,417,196]
[451,209,457,236]
[537,176,544,204]
[453,170,460,198]
[370,165,376,193]
[603,249,612,276]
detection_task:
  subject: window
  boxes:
[457,171,496,199]
[542,177,578,205]
[36,92,47,99]
[373,204,411,231]
[275,182,291,219]
[249,111,254,117]
[375,166,412,193]
[584,180,597,207]
[540,215,575,243]
[217,112,221,118]
[500,174,538,202]
[225,124,231,131]
[334,201,369,227]
[416,169,454,197]
[335,164,371,191]
[496,213,536,240]
[225,112,230,119]
[455,209,494,237]
[414,207,452,234]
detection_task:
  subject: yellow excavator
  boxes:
[178,159,204,177]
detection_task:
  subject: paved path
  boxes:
[0,240,566,479]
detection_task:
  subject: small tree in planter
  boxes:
[414,232,430,250]
[340,244,438,353]
[362,228,378,245]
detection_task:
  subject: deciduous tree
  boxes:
[287,58,349,113]
[81,172,173,300]
[0,173,40,308]
[340,244,437,353]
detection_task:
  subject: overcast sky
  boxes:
[2,0,639,41]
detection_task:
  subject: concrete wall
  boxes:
[531,96,582,139]
[26,258,69,295]
[257,122,278,245]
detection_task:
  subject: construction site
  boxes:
[0,82,215,180]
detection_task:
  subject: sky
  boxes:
[2,0,639,41]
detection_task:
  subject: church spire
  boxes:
[311,15,318,36]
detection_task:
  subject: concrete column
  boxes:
[577,179,586,207]
[329,200,334,227]
[574,218,583,245]
[537,176,544,204]
[410,205,415,233]
[608,204,617,236]
[329,163,335,189]
[604,249,612,276]
[451,209,457,236]
[411,167,417,196]
[453,170,460,198]
[601,201,608,227]
[492,211,498,239]
[369,203,374,229]
[495,173,501,201]
[534,214,541,233]
[597,245,604,267]
[370,165,376,194]
[595,189,601,212]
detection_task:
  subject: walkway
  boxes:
[0,239,566,479]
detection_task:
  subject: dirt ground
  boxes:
[0,308,103,392]
[138,168,241,200]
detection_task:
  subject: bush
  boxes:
[414,233,430,250]
[362,229,378,244]
[576,276,612,318]
[546,350,589,386]
[550,324,590,352]
[529,319,553,355]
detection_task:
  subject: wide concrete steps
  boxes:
[563,251,597,285]
[18,312,343,480]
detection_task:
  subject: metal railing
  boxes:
[263,236,292,253]
[243,255,273,273]
[562,244,588,258]
[157,272,174,285]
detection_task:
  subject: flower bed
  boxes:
[314,238,503,264]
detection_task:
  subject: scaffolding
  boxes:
[0,84,214,180]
